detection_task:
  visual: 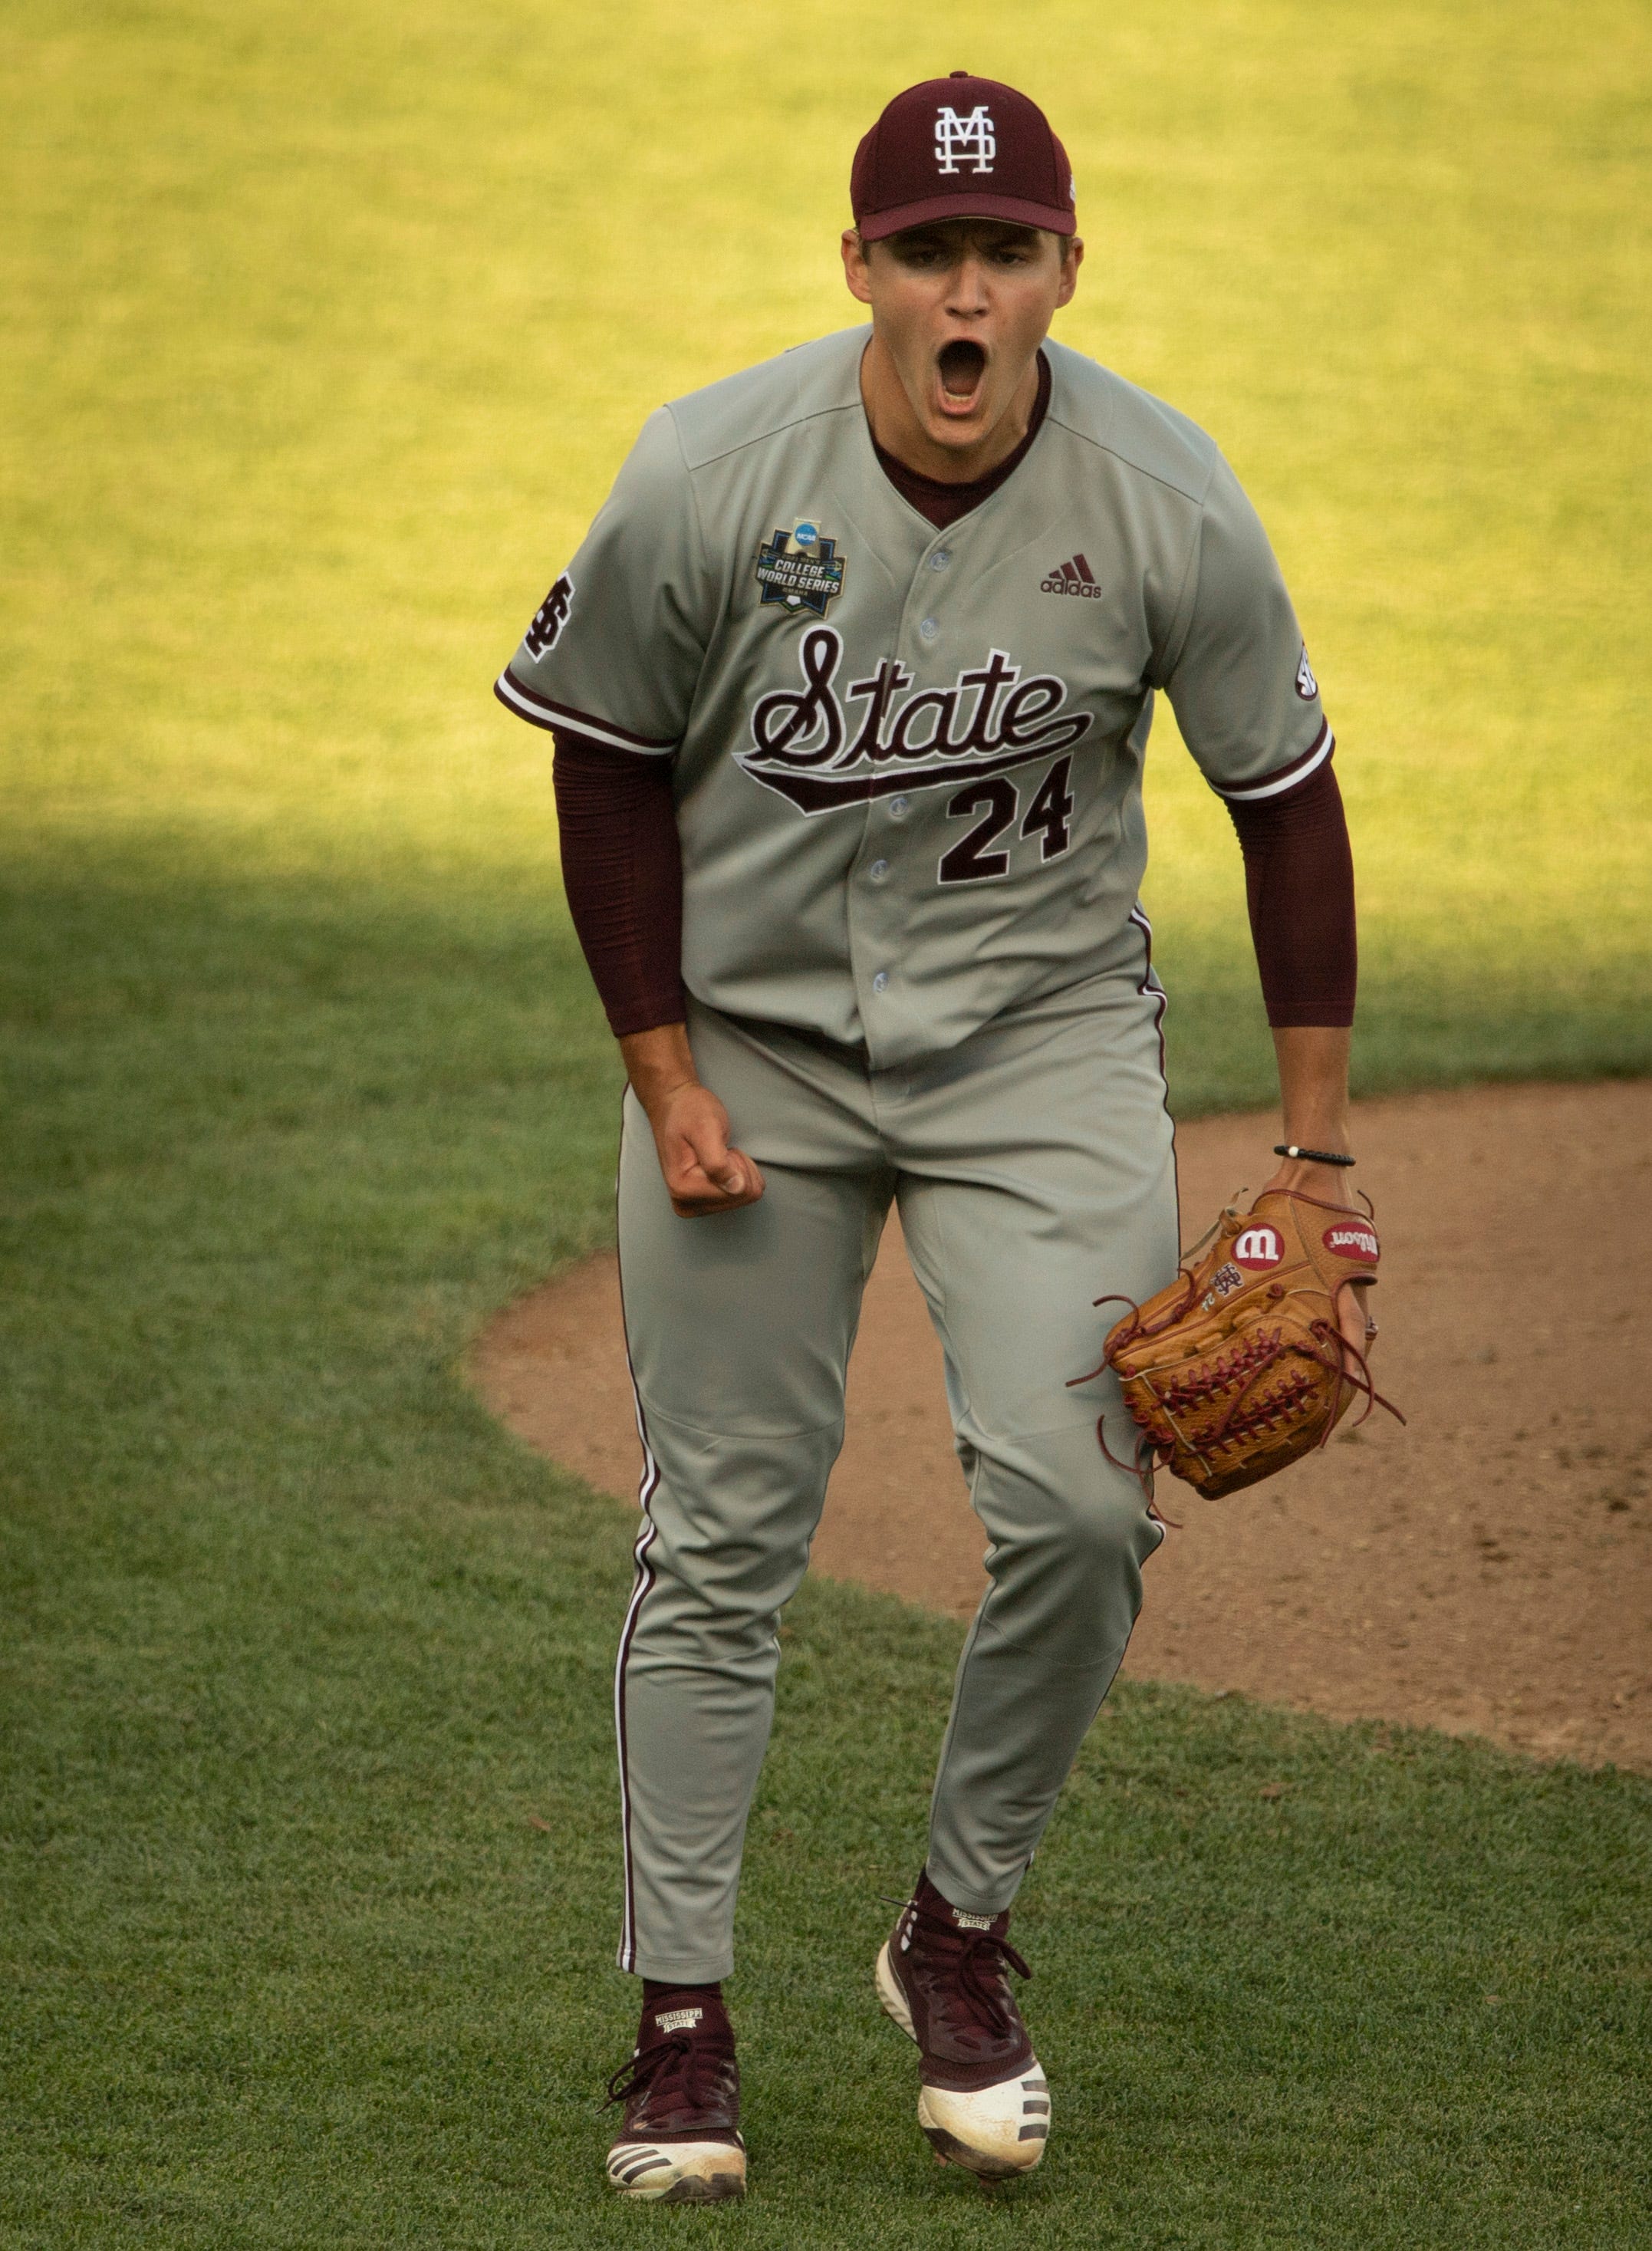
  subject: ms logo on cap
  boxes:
[1233,1224,1283,1271]
[852,74,1074,242]
[935,104,995,173]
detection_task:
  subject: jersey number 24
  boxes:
[937,757,1074,885]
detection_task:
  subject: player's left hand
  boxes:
[1259,1152,1378,1378]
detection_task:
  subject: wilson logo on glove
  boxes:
[1232,1225,1283,1270]
[1323,1223,1380,1262]
[1074,1190,1404,1502]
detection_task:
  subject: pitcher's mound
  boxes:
[473,1080,1651,1772]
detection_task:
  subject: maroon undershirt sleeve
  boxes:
[1225,760,1357,1028]
[551,731,686,1038]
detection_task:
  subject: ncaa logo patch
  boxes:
[1323,1222,1380,1262]
[1232,1224,1283,1271]
[755,527,846,618]
[1295,646,1318,700]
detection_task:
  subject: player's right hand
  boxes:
[645,1081,766,1219]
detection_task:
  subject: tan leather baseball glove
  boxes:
[1078,1190,1402,1500]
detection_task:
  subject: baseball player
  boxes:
[495,72,1367,2202]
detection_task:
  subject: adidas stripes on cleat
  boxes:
[876,1871,1051,2177]
[604,1989,746,2203]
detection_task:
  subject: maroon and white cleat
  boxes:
[876,1871,1051,2177]
[604,1989,746,2202]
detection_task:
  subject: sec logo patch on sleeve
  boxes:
[1232,1224,1283,1270]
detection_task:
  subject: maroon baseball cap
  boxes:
[851,71,1076,242]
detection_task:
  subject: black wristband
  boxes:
[1274,1144,1355,1167]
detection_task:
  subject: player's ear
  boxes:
[841,229,874,306]
[1055,235,1084,311]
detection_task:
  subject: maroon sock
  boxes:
[918,1867,1009,1929]
[642,1978,722,2009]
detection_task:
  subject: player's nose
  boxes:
[944,252,992,315]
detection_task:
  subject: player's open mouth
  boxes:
[936,339,986,415]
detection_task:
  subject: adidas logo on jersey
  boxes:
[1041,554,1103,599]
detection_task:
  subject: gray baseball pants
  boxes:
[614,956,1178,1982]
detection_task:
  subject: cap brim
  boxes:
[855,191,1076,242]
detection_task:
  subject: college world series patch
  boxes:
[755,524,846,617]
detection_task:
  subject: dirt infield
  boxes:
[472,1081,1651,1772]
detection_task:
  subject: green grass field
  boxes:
[3,2,1650,2243]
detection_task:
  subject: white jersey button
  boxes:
[919,616,940,642]
[889,795,910,820]
[871,971,890,994]
[868,858,890,881]
[928,549,952,571]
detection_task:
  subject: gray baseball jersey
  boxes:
[496,325,1328,1068]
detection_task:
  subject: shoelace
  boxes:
[604,2029,733,2115]
[905,1897,1032,2039]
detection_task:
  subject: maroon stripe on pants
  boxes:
[612,1111,663,1975]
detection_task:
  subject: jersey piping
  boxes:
[494,668,680,754]
[1209,720,1334,803]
